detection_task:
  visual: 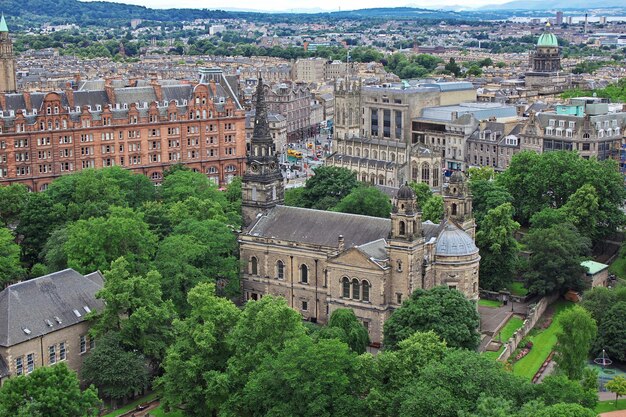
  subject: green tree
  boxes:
[476,203,520,291]
[605,376,626,408]
[408,182,432,208]
[158,283,241,417]
[554,306,597,380]
[301,166,359,210]
[581,286,626,324]
[81,332,149,407]
[0,227,24,287]
[317,308,370,354]
[445,58,461,76]
[530,208,569,230]
[160,169,226,204]
[469,180,513,226]
[0,183,28,226]
[467,166,495,182]
[536,375,597,409]
[595,301,626,362]
[535,403,597,417]
[234,336,367,417]
[42,226,69,272]
[560,184,600,240]
[0,362,100,417]
[334,186,392,218]
[284,187,307,207]
[421,195,444,222]
[90,257,176,365]
[155,218,239,313]
[523,223,591,295]
[384,286,480,350]
[64,207,157,274]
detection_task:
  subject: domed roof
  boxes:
[397,184,415,199]
[537,32,558,47]
[449,170,465,184]
[436,223,479,257]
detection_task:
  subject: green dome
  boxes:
[537,32,558,47]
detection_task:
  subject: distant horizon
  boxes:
[80,0,507,12]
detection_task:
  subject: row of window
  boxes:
[14,337,94,376]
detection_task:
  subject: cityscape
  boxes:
[0,1,626,416]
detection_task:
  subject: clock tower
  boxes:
[242,76,285,227]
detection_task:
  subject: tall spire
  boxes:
[0,14,8,33]
[252,75,272,143]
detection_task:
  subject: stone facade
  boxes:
[0,15,16,94]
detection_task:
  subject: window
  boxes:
[250,257,258,275]
[276,260,284,279]
[26,353,34,373]
[300,264,308,284]
[15,357,23,376]
[49,345,56,364]
[399,221,406,236]
[80,335,87,353]
[352,279,360,300]
[362,280,370,302]
[396,293,402,304]
[342,277,350,298]
[59,342,66,361]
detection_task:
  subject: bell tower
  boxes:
[241,76,284,227]
[0,14,17,93]
[444,171,475,238]
[387,184,425,306]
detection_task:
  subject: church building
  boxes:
[239,79,480,345]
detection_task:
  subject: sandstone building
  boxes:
[240,81,480,345]
[0,14,17,94]
[0,269,103,386]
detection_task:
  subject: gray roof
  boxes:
[420,102,517,122]
[0,269,104,347]
[247,205,390,248]
[357,238,388,261]
[435,223,478,256]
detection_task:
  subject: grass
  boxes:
[595,398,626,414]
[100,393,158,417]
[509,282,529,297]
[482,316,525,361]
[512,300,573,380]
[609,254,626,280]
[478,299,502,308]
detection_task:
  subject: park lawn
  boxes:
[101,393,158,417]
[512,300,573,380]
[510,282,529,297]
[609,255,626,280]
[482,316,524,361]
[595,398,626,414]
[478,299,502,308]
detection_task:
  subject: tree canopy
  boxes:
[334,186,392,218]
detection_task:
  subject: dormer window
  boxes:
[73,309,82,318]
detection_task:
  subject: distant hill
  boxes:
[483,0,626,10]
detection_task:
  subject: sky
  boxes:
[82,0,508,12]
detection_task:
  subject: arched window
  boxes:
[378,175,385,185]
[352,279,360,300]
[364,149,369,158]
[300,264,308,284]
[399,221,406,236]
[355,148,361,157]
[250,257,258,275]
[372,150,378,159]
[433,167,440,187]
[381,151,387,160]
[361,172,367,182]
[422,163,430,182]
[452,203,458,216]
[276,260,284,279]
[342,277,350,298]
[362,280,370,302]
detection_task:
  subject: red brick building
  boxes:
[0,68,246,190]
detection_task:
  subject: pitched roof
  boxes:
[0,269,104,347]
[247,205,390,248]
[0,14,8,33]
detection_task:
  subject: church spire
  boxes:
[252,75,273,144]
[0,14,8,33]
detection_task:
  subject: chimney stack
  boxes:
[338,235,345,252]
[104,78,116,105]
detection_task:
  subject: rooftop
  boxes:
[581,260,609,275]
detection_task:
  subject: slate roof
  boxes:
[435,223,479,256]
[357,238,388,261]
[247,205,391,248]
[0,269,104,347]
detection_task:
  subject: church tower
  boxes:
[241,76,284,227]
[443,171,475,238]
[0,14,17,93]
[333,80,361,140]
[387,184,425,306]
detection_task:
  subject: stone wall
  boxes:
[497,292,560,362]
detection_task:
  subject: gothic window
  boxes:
[300,264,308,284]
[381,151,387,160]
[378,175,384,185]
[412,163,419,182]
[364,149,369,158]
[352,279,360,300]
[399,221,406,236]
[362,280,370,302]
[433,168,440,187]
[372,150,378,159]
[276,260,284,279]
[342,277,350,298]
[421,163,430,182]
[250,257,258,275]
